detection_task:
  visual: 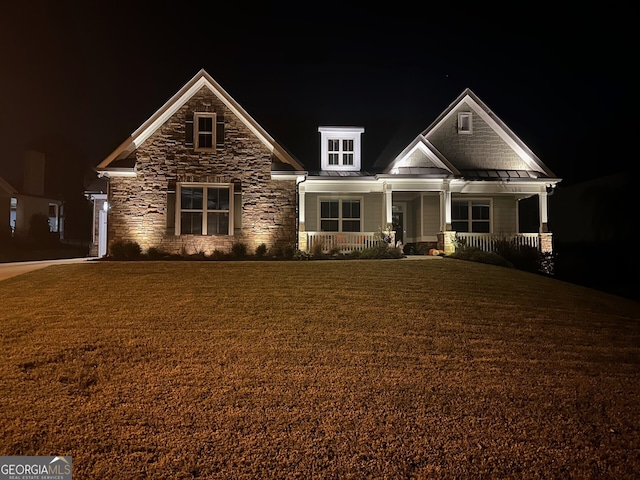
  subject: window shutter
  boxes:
[185,114,194,147]
[234,182,242,233]
[216,114,225,148]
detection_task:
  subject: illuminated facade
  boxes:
[94,70,560,257]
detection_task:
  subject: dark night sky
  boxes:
[0,2,635,191]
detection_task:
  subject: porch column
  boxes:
[538,191,548,233]
[298,183,307,251]
[439,187,452,231]
[384,182,393,228]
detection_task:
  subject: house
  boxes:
[93,69,561,257]
[0,151,64,240]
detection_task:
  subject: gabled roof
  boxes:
[0,175,18,196]
[383,88,558,179]
[384,136,461,176]
[426,88,557,177]
[96,69,305,174]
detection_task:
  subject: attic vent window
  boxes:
[458,112,472,134]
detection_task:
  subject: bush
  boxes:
[255,243,267,257]
[110,240,142,260]
[146,246,169,260]
[450,246,514,268]
[231,242,248,258]
[359,244,404,259]
[494,239,546,274]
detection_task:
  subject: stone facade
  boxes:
[106,87,298,255]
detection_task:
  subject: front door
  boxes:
[392,203,405,245]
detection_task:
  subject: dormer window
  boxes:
[319,127,364,171]
[458,112,472,134]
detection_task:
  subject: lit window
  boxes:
[178,184,232,235]
[458,112,473,134]
[452,200,490,232]
[318,127,364,171]
[320,199,361,232]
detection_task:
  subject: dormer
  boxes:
[318,126,364,171]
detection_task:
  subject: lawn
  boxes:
[1,259,639,479]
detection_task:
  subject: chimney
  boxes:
[24,150,45,196]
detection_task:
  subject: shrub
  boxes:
[360,244,404,259]
[450,246,513,268]
[311,242,324,258]
[255,243,267,258]
[110,240,142,260]
[146,247,169,260]
[209,249,227,261]
[231,242,248,258]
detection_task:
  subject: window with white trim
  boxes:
[457,112,473,134]
[452,200,490,233]
[177,183,233,235]
[194,113,216,151]
[186,113,225,149]
[318,127,363,171]
[320,199,361,232]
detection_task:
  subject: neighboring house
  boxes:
[93,69,561,257]
[0,151,64,239]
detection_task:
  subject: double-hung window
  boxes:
[194,113,215,151]
[452,200,491,233]
[177,184,232,235]
[320,199,361,232]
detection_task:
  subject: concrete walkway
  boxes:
[0,257,92,282]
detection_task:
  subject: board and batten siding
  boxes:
[421,193,440,240]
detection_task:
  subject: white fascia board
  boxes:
[450,179,550,195]
[378,177,449,192]
[270,172,308,182]
[302,178,383,194]
[97,170,137,178]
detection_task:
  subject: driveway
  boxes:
[0,257,92,281]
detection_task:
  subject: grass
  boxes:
[1,259,639,479]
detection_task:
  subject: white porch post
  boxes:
[439,185,452,231]
[384,182,393,228]
[438,181,455,253]
[298,183,307,251]
[538,191,548,233]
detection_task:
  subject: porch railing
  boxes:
[305,232,382,253]
[455,233,539,252]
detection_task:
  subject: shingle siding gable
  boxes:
[427,103,531,171]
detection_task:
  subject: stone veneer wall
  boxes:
[427,103,531,171]
[107,87,298,255]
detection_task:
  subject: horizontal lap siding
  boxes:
[492,196,517,235]
[422,194,440,237]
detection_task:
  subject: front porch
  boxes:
[298,231,552,255]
